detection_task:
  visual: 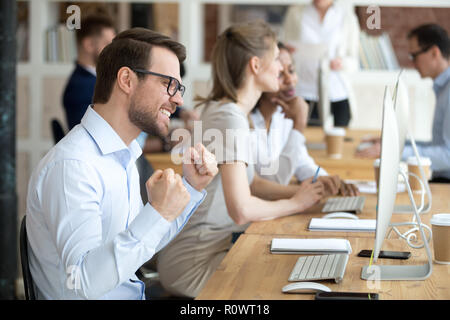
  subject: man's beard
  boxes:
[128,97,168,139]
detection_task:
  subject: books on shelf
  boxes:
[359,31,399,70]
[46,24,77,63]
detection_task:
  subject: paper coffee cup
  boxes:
[407,157,431,192]
[325,128,345,159]
[373,158,380,188]
[430,214,450,264]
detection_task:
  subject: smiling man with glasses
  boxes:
[25,28,218,300]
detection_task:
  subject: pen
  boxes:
[312,166,320,183]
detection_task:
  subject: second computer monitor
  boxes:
[318,58,334,131]
[372,87,400,262]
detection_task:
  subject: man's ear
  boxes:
[430,45,442,60]
[116,67,134,96]
[248,56,261,75]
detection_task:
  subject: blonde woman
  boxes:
[157,21,324,298]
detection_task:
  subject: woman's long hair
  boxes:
[195,20,277,107]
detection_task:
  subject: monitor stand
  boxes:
[394,132,432,214]
[361,169,433,281]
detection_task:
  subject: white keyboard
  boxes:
[288,254,349,284]
[322,196,366,214]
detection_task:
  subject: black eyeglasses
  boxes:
[409,45,432,61]
[131,68,185,97]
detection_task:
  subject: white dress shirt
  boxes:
[26,106,206,300]
[298,4,348,102]
[250,106,327,185]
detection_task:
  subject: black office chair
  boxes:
[51,118,66,145]
[135,154,154,204]
[20,216,36,300]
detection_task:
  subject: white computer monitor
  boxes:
[361,87,432,281]
[372,87,400,262]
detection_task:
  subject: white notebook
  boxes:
[270,238,352,255]
[309,218,376,232]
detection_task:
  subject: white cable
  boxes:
[388,221,432,249]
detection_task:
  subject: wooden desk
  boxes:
[245,184,450,237]
[145,152,183,175]
[197,183,450,300]
[196,234,450,300]
[304,127,380,180]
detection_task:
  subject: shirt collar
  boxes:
[81,105,142,160]
[433,66,450,93]
[77,62,97,77]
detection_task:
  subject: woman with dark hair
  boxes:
[157,21,325,298]
[250,43,359,196]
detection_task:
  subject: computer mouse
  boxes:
[322,212,359,220]
[282,282,332,294]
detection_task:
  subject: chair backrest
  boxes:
[51,119,66,145]
[20,216,36,300]
[136,154,154,204]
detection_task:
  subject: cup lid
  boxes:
[430,213,450,226]
[407,156,431,166]
[325,127,346,136]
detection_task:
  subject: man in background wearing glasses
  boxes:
[405,24,450,182]
[356,23,450,183]
[25,28,218,299]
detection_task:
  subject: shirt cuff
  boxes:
[128,203,171,246]
[182,177,207,203]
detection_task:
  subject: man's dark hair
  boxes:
[93,28,186,104]
[76,15,115,45]
[408,24,450,59]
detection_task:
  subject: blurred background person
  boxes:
[63,14,116,130]
[282,0,360,127]
[356,23,450,183]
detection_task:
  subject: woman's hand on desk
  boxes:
[292,177,324,211]
[338,180,359,197]
[317,176,359,197]
[355,141,381,159]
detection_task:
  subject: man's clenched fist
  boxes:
[183,143,219,192]
[146,168,191,222]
